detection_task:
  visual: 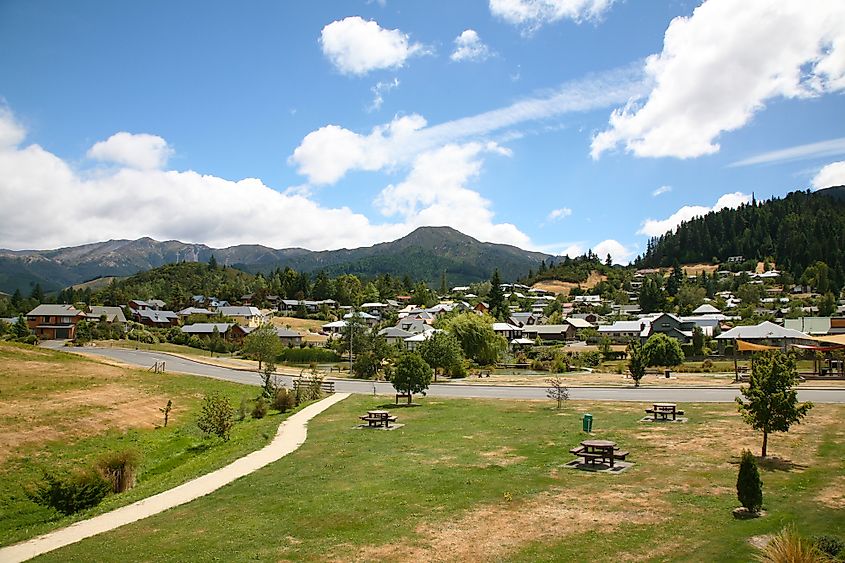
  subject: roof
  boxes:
[784,317,832,336]
[692,304,721,315]
[378,327,415,338]
[177,307,215,316]
[181,323,232,334]
[522,324,571,335]
[217,306,262,317]
[492,322,521,332]
[275,327,301,338]
[27,304,82,317]
[322,320,347,329]
[88,306,127,323]
[598,320,646,333]
[135,309,178,323]
[343,311,378,320]
[404,328,443,342]
[716,321,811,340]
[564,317,593,328]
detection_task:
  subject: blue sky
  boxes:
[1,0,844,262]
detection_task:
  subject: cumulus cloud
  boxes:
[591,0,845,159]
[0,109,529,251]
[490,0,616,32]
[319,16,425,75]
[87,132,173,170]
[368,78,400,112]
[638,192,750,237]
[593,239,632,264]
[812,161,845,190]
[0,107,26,149]
[651,185,671,197]
[290,64,646,185]
[450,30,493,62]
[547,207,572,221]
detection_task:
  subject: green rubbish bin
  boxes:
[582,413,593,433]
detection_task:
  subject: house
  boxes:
[377,326,415,347]
[569,312,599,325]
[322,320,347,336]
[26,304,85,339]
[180,323,249,343]
[404,328,444,351]
[134,309,179,327]
[643,313,695,343]
[128,299,152,311]
[275,327,302,346]
[492,322,522,341]
[598,320,647,343]
[522,324,576,342]
[474,302,490,315]
[216,306,265,328]
[360,302,388,316]
[691,304,721,316]
[784,317,845,336]
[177,307,215,318]
[508,312,544,327]
[343,311,379,327]
[715,321,814,353]
[397,318,432,335]
[87,306,127,324]
[148,299,166,310]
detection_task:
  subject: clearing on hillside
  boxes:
[532,271,607,296]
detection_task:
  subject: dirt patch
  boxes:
[0,384,171,461]
[682,264,719,276]
[478,446,526,467]
[349,487,668,562]
[532,271,607,296]
[816,475,845,509]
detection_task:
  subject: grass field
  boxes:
[31,393,845,561]
[0,343,289,547]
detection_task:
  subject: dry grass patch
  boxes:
[816,475,845,509]
[350,487,668,562]
[478,446,526,467]
[532,271,607,296]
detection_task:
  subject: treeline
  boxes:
[636,188,845,291]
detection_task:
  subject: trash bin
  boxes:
[582,413,593,433]
[664,369,671,379]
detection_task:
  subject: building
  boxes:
[134,309,179,327]
[643,313,695,343]
[377,326,415,347]
[87,306,127,324]
[216,306,265,328]
[715,321,814,352]
[26,304,85,339]
[784,317,845,336]
[180,323,249,343]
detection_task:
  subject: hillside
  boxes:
[636,186,845,288]
[0,227,553,294]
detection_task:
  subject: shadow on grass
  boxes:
[186,443,213,454]
[375,403,421,409]
[727,454,807,472]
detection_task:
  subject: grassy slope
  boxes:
[33,395,845,562]
[0,343,286,546]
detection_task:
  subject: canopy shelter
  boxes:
[736,340,779,352]
[793,341,845,377]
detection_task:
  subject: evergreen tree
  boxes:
[488,269,507,321]
[30,283,44,303]
[208,254,218,270]
[736,449,763,513]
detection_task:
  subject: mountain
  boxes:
[635,186,845,289]
[0,227,553,294]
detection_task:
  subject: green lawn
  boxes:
[0,343,289,546]
[30,394,845,562]
[95,339,239,359]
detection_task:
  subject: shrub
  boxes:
[196,392,235,441]
[551,354,570,373]
[756,526,829,562]
[251,397,268,419]
[449,360,468,379]
[702,358,714,370]
[300,376,324,402]
[278,347,340,363]
[580,351,602,368]
[813,536,844,558]
[236,397,248,421]
[27,468,111,515]
[271,388,296,412]
[95,449,141,493]
[737,449,763,513]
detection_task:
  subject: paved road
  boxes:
[75,346,845,404]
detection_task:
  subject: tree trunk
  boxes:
[408,393,412,405]
[761,431,768,458]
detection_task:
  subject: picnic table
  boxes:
[359,410,397,428]
[645,402,684,421]
[569,439,628,468]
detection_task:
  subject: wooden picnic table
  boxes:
[569,439,627,468]
[359,410,397,428]
[645,402,684,421]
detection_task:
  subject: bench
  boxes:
[293,378,335,394]
[359,414,397,428]
[395,393,412,404]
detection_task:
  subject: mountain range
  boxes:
[0,226,554,294]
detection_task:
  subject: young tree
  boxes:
[196,392,235,441]
[546,377,570,409]
[736,351,813,457]
[641,333,685,368]
[12,314,31,339]
[208,254,218,270]
[736,449,763,513]
[417,331,464,380]
[242,324,284,396]
[391,352,432,404]
[208,325,224,358]
[692,326,705,356]
[627,341,647,387]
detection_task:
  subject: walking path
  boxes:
[0,393,350,563]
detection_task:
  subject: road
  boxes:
[69,346,845,404]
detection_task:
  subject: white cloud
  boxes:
[0,107,26,149]
[0,109,529,252]
[87,132,173,170]
[591,0,845,159]
[450,30,493,62]
[490,0,616,32]
[730,137,845,167]
[290,64,646,185]
[638,192,750,237]
[319,16,425,76]
[368,78,400,112]
[651,185,672,197]
[811,161,845,190]
[547,207,572,221]
[593,239,632,264]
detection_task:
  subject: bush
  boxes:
[196,392,235,441]
[813,536,844,558]
[449,360,468,379]
[236,397,248,421]
[94,449,140,493]
[702,358,714,370]
[551,355,570,373]
[278,347,340,363]
[27,468,111,515]
[757,526,829,562]
[271,388,296,412]
[251,397,268,419]
[737,449,763,513]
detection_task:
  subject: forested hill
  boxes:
[635,186,845,286]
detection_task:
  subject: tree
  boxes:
[417,331,464,380]
[208,325,225,358]
[627,341,647,387]
[546,377,570,409]
[208,254,218,270]
[638,276,665,314]
[641,333,685,367]
[12,314,31,339]
[818,292,836,317]
[736,449,763,513]
[598,336,612,361]
[692,326,705,356]
[438,313,506,365]
[242,324,284,396]
[196,392,235,441]
[736,351,813,457]
[488,270,507,320]
[391,352,432,404]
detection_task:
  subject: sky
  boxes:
[1,0,844,263]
